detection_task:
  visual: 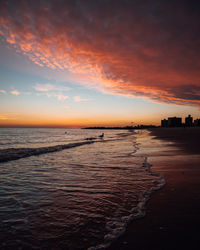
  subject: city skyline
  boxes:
[161,114,200,128]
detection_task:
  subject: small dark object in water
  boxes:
[99,133,104,138]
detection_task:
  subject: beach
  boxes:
[1,127,200,249]
[109,127,200,250]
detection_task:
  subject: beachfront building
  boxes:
[185,115,193,127]
[168,117,182,127]
[161,119,168,127]
[160,115,200,127]
[161,117,182,127]
[194,119,200,127]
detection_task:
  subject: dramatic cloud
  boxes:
[0,0,200,105]
[10,90,20,96]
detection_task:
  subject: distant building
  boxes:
[185,115,193,127]
[160,114,199,128]
[161,119,168,127]
[168,117,182,127]
[194,119,200,127]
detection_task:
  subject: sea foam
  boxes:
[88,156,166,250]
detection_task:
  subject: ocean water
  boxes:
[0,128,166,249]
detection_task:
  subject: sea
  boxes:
[0,128,167,249]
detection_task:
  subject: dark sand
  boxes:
[109,127,200,250]
[150,127,200,154]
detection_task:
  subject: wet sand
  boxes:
[109,128,200,250]
[150,127,200,154]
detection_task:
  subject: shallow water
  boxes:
[0,128,166,249]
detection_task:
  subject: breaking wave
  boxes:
[0,141,95,163]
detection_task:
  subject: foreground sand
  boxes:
[109,127,200,250]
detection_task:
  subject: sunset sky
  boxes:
[0,0,200,127]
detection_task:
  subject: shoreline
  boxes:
[108,128,200,250]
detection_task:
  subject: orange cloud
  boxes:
[0,0,200,105]
[0,113,18,121]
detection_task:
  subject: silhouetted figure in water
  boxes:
[99,133,104,138]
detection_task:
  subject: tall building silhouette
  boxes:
[194,119,200,126]
[161,114,200,127]
[161,119,168,127]
[161,116,182,127]
[185,115,193,127]
[168,117,182,127]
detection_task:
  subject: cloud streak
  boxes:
[0,0,200,105]
[74,96,91,102]
[10,90,20,96]
[36,92,68,101]
[34,83,70,92]
[34,83,69,101]
[47,93,68,101]
[0,90,6,94]
[0,115,8,120]
[0,113,18,120]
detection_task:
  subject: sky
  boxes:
[0,0,200,127]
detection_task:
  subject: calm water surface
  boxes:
[0,128,166,249]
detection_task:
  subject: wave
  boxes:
[0,141,96,163]
[88,156,166,250]
[0,132,134,164]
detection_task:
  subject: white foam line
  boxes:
[88,153,166,250]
